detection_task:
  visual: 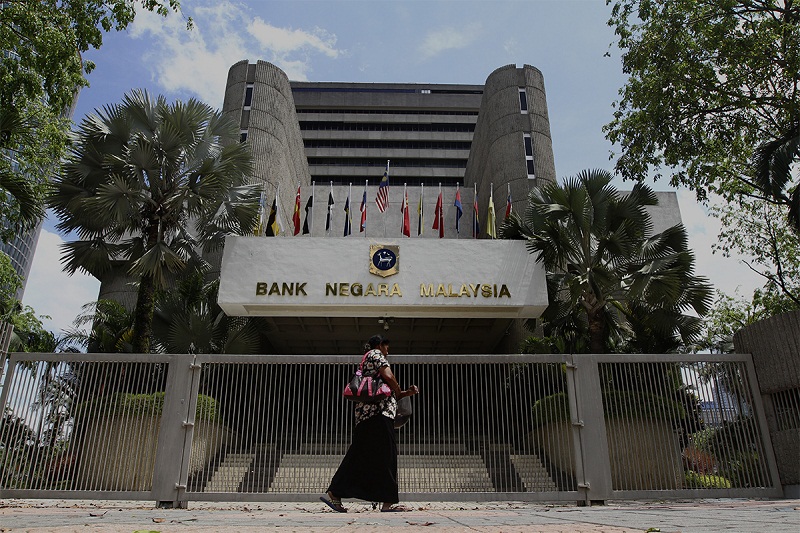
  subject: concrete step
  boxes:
[204,453,256,492]
[510,454,558,491]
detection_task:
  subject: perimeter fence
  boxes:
[0,352,782,505]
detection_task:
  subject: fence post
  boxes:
[568,354,612,504]
[152,354,196,508]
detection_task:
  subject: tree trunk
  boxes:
[132,273,155,354]
[588,309,606,354]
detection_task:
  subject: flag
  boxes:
[505,186,512,220]
[432,189,444,238]
[302,190,313,235]
[487,187,497,239]
[472,187,480,239]
[343,186,352,237]
[292,185,301,235]
[417,183,424,236]
[256,191,267,236]
[360,186,367,232]
[401,186,410,237]
[266,189,282,236]
[326,189,335,233]
[454,187,463,234]
[375,161,390,212]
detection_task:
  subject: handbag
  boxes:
[343,351,392,403]
[394,395,413,429]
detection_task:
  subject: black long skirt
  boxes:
[327,414,398,504]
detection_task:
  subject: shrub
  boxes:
[77,392,218,422]
[684,470,732,489]
[531,390,687,427]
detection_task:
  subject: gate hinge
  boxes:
[565,362,577,369]
[175,483,187,490]
[577,482,590,489]
[189,363,202,370]
[572,420,584,427]
[182,421,195,428]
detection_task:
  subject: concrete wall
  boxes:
[734,310,800,489]
[464,64,556,236]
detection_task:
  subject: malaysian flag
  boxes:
[375,160,390,212]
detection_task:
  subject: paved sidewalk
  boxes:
[0,498,798,532]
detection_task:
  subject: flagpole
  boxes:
[311,181,315,236]
[456,184,459,240]
[490,182,494,240]
[364,179,368,238]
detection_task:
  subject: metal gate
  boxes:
[0,352,783,504]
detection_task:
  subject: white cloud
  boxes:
[418,24,481,60]
[22,229,100,336]
[127,1,344,106]
[676,190,765,297]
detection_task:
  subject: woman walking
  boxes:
[321,335,419,512]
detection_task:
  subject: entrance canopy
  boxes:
[218,237,547,354]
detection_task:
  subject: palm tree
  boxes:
[502,169,713,353]
[49,89,261,354]
[151,271,263,355]
[752,122,800,234]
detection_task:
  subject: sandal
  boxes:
[380,504,412,512]
[320,493,347,513]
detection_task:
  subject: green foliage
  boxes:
[711,197,800,306]
[7,305,58,353]
[531,390,686,427]
[504,169,712,353]
[77,391,218,422]
[62,299,133,353]
[152,271,264,354]
[50,89,261,353]
[0,251,22,317]
[684,471,732,489]
[0,0,188,238]
[606,0,800,200]
[691,417,768,488]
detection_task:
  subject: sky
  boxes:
[22,0,765,336]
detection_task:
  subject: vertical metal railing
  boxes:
[0,353,172,499]
[0,351,783,503]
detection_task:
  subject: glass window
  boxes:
[244,84,254,108]
[240,131,248,143]
[518,88,528,113]
[523,133,535,178]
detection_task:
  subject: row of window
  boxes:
[307,158,468,169]
[314,176,464,187]
[292,87,483,95]
[296,108,478,116]
[303,140,472,151]
[299,121,476,133]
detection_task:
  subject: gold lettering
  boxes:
[420,284,435,297]
[378,283,389,296]
[282,282,293,296]
[256,282,268,295]
[459,284,470,297]
[470,283,479,297]
[436,284,447,297]
[390,283,402,297]
[498,284,511,298]
[269,282,281,296]
[339,283,350,296]
[296,282,307,296]
[326,283,337,296]
[448,284,458,297]
[481,284,492,297]
[351,283,363,296]
[365,283,377,296]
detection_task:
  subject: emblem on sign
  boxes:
[369,245,399,277]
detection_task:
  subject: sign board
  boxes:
[218,237,548,318]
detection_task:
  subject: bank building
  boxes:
[71,61,714,502]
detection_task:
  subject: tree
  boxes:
[711,196,800,305]
[605,1,799,203]
[0,0,188,238]
[151,271,263,355]
[502,169,713,353]
[61,299,134,353]
[49,89,261,354]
